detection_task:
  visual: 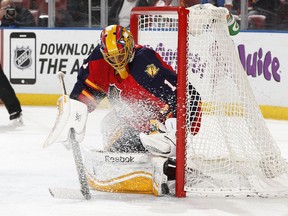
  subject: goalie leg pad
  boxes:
[82,149,176,196]
[82,149,153,194]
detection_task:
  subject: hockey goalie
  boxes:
[45,24,202,197]
[44,4,240,197]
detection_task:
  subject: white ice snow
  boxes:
[1,105,288,216]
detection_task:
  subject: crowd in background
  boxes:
[1,0,288,30]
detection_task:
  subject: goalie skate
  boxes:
[151,157,176,196]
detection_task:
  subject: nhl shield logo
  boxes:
[14,47,32,69]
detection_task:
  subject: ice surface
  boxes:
[1,106,288,216]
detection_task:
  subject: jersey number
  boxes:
[164,79,176,91]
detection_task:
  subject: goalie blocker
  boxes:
[44,95,88,148]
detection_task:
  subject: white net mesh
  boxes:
[135,4,288,197]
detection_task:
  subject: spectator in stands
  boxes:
[108,0,150,28]
[0,64,23,126]
[61,0,89,27]
[153,0,178,6]
[0,0,36,27]
[228,0,240,15]
[248,0,283,29]
[201,0,224,7]
[183,0,200,7]
[278,1,288,29]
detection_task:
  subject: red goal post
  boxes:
[130,6,189,197]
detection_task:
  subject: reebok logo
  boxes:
[105,155,135,163]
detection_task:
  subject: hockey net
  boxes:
[130,4,288,198]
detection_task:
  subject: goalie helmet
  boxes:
[99,25,135,75]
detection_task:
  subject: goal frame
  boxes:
[130,6,189,197]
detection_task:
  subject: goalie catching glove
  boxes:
[140,118,176,158]
[43,95,88,148]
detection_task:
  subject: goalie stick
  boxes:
[43,72,69,148]
[48,72,91,200]
[57,71,67,96]
[49,128,91,200]
[49,188,89,199]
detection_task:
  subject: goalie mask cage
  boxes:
[130,4,288,198]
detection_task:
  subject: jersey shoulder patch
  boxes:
[145,64,159,78]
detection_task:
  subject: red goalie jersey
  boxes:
[70,43,201,134]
